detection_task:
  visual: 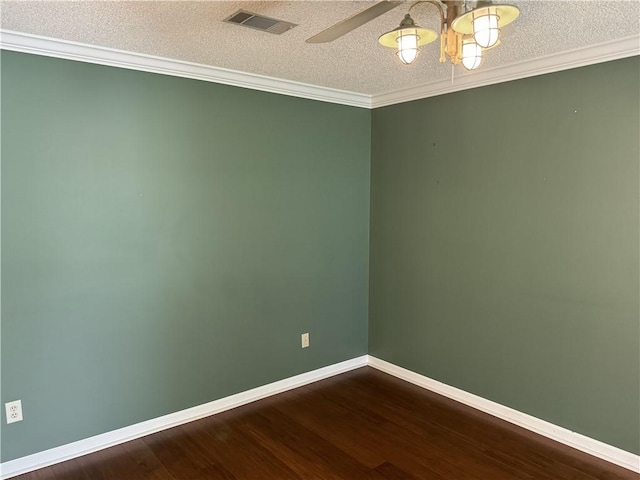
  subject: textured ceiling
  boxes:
[1,1,639,95]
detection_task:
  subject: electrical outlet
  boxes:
[5,400,23,424]
[301,332,310,348]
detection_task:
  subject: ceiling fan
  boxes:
[306,1,520,71]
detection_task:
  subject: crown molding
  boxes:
[371,34,640,108]
[0,30,373,109]
[1,30,638,110]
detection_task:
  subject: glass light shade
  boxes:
[473,10,500,48]
[397,30,419,65]
[461,40,482,70]
[379,14,438,65]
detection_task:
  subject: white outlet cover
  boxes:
[5,400,23,424]
[301,332,310,348]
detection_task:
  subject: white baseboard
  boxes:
[3,354,637,478]
[367,355,640,474]
[0,355,368,479]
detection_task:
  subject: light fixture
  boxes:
[452,3,520,49]
[379,1,519,70]
[378,13,439,65]
[461,38,482,70]
[470,7,500,47]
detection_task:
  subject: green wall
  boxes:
[1,51,371,461]
[369,57,640,454]
[2,50,639,464]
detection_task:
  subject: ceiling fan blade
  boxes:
[306,1,403,44]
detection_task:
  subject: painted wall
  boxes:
[1,51,371,461]
[369,57,640,454]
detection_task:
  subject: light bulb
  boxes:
[461,40,482,70]
[473,10,500,48]
[397,30,419,65]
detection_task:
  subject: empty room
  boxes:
[1,1,639,479]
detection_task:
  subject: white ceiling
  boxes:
[1,1,639,97]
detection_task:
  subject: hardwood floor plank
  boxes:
[374,461,422,480]
[324,374,545,479]
[48,458,89,480]
[274,380,504,479]
[11,468,58,480]
[340,369,633,479]
[142,427,221,479]
[242,407,376,479]
[11,367,640,480]
[119,438,176,480]
[272,392,388,469]
[77,445,146,480]
[270,391,457,478]
[179,415,300,480]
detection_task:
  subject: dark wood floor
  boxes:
[16,367,639,479]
